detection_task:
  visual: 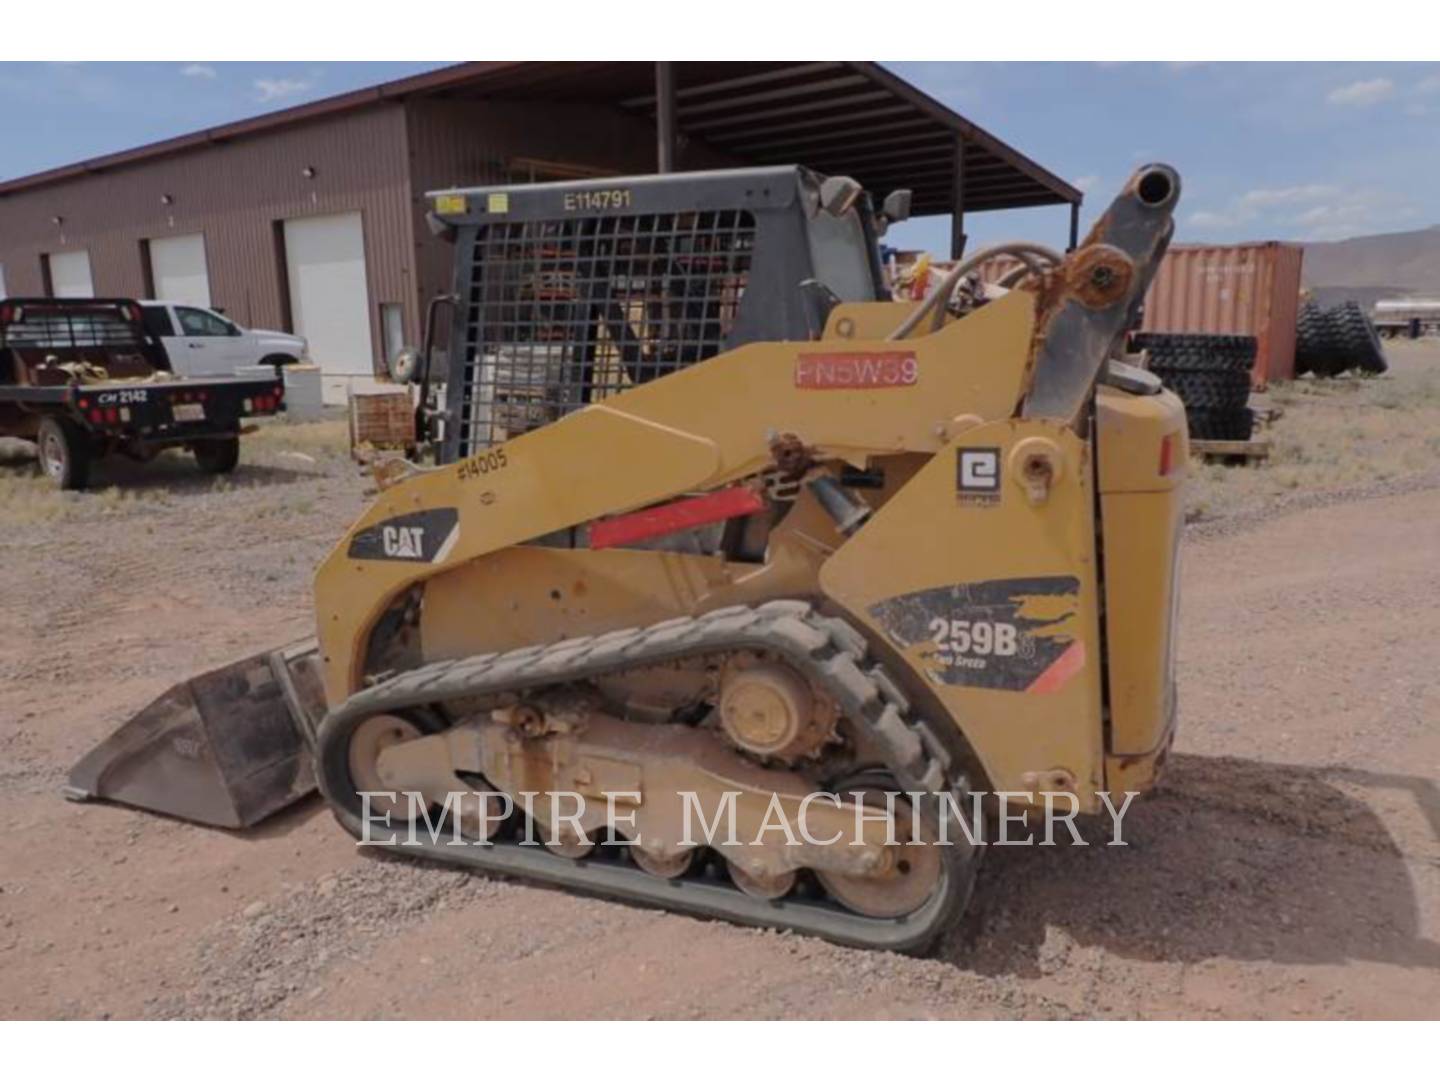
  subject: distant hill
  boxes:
[1302,225,1440,305]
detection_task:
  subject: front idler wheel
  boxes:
[816,783,944,919]
[316,708,451,837]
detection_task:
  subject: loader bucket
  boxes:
[63,641,327,828]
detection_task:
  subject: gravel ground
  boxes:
[2,346,1438,1019]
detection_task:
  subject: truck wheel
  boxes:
[193,436,240,475]
[261,353,295,371]
[36,416,92,490]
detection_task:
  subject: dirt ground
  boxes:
[2,344,1438,1019]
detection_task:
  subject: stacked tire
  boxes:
[1131,332,1256,442]
[1294,301,1387,377]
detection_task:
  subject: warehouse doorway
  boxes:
[281,211,374,403]
[47,250,94,298]
[148,233,212,307]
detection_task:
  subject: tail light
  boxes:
[1158,432,1180,477]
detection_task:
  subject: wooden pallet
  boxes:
[1191,438,1270,463]
[349,385,415,456]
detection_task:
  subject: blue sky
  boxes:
[3,62,1437,252]
[0,61,439,174]
[887,61,1440,252]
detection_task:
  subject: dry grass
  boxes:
[1186,340,1440,521]
[0,451,173,525]
[248,415,350,459]
[0,416,349,527]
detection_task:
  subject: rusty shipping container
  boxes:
[1140,242,1304,388]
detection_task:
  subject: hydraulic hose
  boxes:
[885,242,1064,341]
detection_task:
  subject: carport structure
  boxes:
[405,61,1082,254]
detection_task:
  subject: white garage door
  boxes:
[49,250,94,298]
[150,233,211,307]
[283,212,374,400]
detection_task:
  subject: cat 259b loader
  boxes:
[67,163,1187,953]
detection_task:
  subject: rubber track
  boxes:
[317,600,978,953]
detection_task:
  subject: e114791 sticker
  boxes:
[868,576,1085,693]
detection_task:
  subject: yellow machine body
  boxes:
[313,289,1185,813]
[71,164,1187,948]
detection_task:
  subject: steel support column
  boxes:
[950,134,966,259]
[656,62,677,173]
[1068,201,1081,251]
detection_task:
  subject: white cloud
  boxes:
[1238,184,1339,208]
[1187,210,1233,229]
[1186,186,1337,231]
[1281,193,1418,239]
[1185,182,1413,242]
[1326,78,1395,107]
[1289,206,1339,227]
[181,63,216,80]
[1072,174,1100,194]
[253,77,313,103]
[1415,73,1440,95]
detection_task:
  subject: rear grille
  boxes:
[2,309,144,349]
[457,209,756,453]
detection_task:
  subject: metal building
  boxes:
[0,62,1079,399]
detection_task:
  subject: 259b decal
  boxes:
[927,617,1024,665]
[870,576,1084,693]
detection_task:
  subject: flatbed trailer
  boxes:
[0,297,285,489]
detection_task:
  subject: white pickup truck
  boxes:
[139,301,307,378]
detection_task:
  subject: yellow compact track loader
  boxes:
[68,164,1187,952]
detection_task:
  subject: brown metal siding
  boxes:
[0,104,413,374]
[1141,242,1304,387]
